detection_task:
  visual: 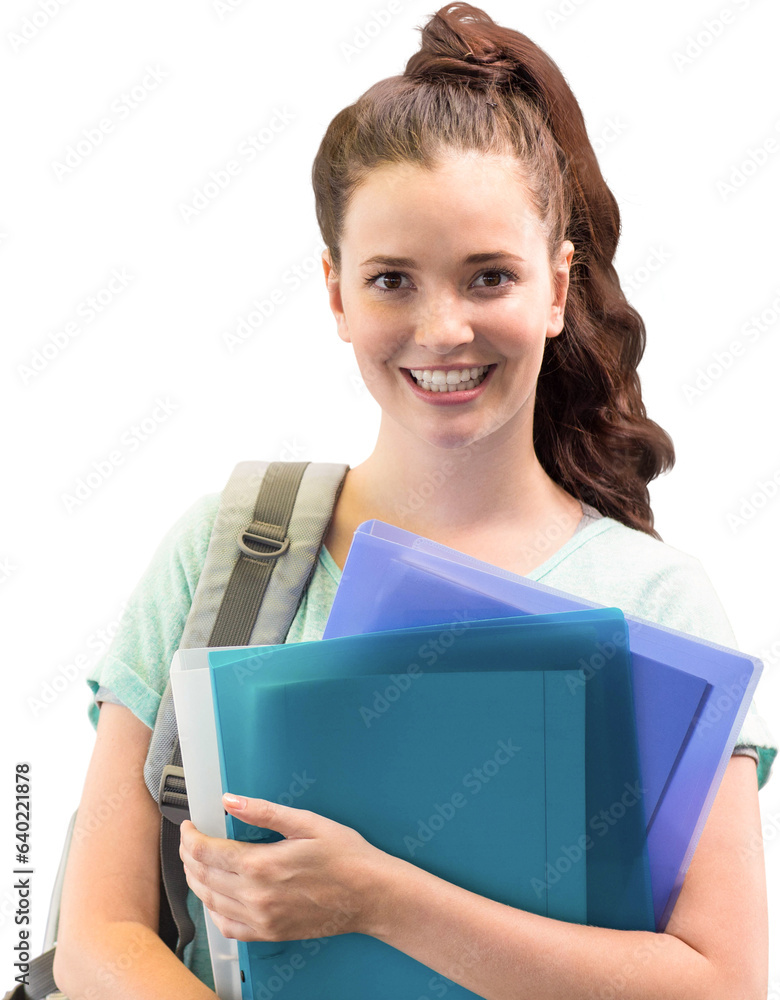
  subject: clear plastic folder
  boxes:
[322,519,764,932]
[173,608,652,1000]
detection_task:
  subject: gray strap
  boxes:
[160,740,194,960]
[209,462,308,646]
[10,947,56,999]
[244,462,350,647]
[144,461,350,803]
[149,460,348,962]
[155,462,313,957]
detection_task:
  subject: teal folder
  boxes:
[207,610,651,1000]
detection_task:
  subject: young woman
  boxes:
[55,4,776,998]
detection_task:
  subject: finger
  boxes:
[179,848,245,903]
[183,860,251,924]
[223,792,319,839]
[180,822,245,876]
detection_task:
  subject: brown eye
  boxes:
[364,271,409,292]
[473,268,521,289]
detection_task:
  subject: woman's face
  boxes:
[323,152,574,454]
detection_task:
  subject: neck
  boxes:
[344,409,578,543]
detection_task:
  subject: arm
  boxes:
[367,754,768,1000]
[54,702,218,999]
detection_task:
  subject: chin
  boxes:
[417,423,493,453]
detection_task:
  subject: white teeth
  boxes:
[409,365,490,392]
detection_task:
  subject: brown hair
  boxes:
[312,2,674,537]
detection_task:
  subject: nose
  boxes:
[413,293,475,356]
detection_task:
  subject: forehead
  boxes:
[342,153,544,255]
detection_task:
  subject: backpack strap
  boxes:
[2,948,57,1000]
[145,460,348,960]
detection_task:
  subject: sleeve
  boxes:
[85,493,220,731]
[637,553,777,791]
[94,683,124,707]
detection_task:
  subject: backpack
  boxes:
[9,460,349,1000]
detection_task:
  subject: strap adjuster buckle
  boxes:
[159,764,190,825]
[238,530,290,560]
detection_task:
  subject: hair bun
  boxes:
[404,3,516,87]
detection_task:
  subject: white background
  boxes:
[2,0,778,993]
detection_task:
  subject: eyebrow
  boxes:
[359,251,527,269]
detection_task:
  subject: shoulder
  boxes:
[146,493,221,597]
[575,517,708,579]
[535,517,737,646]
[159,491,221,559]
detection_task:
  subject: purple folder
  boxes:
[323,519,763,930]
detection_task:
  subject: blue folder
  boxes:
[322,519,763,930]
[208,609,653,1000]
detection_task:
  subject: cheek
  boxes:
[491,319,546,359]
[353,324,409,366]
[349,343,400,401]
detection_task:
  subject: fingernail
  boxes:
[223,793,246,809]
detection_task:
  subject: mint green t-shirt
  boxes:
[85,493,778,991]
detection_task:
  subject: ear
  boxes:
[322,249,351,344]
[546,240,575,339]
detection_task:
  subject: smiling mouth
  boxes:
[404,365,494,392]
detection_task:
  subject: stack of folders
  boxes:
[170,518,762,1000]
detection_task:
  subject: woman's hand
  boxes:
[179,793,392,944]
